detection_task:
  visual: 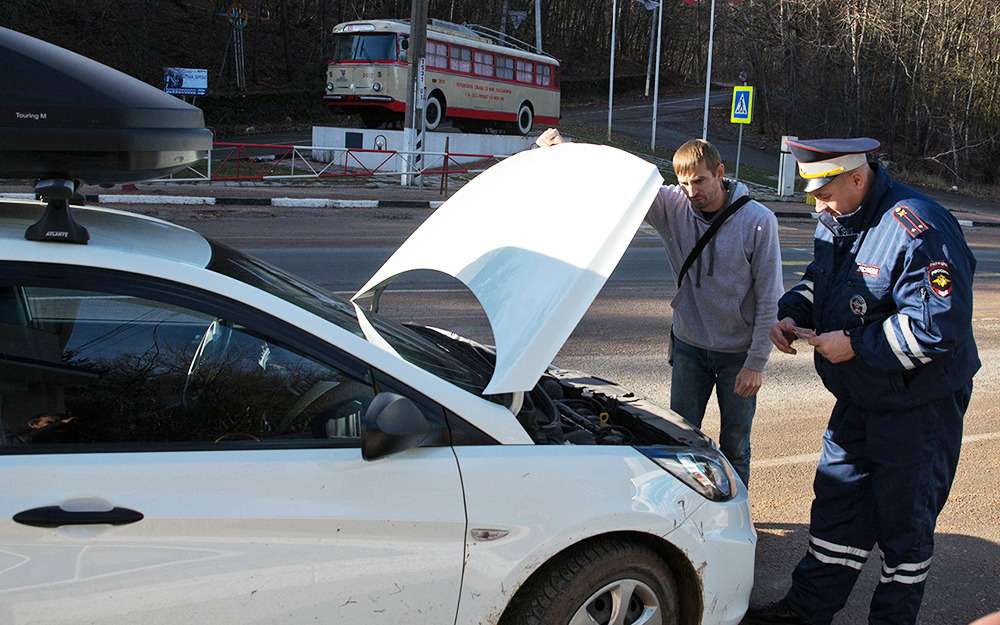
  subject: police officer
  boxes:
[746,138,980,625]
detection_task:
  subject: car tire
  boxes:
[499,538,680,625]
[516,102,534,135]
[424,94,444,131]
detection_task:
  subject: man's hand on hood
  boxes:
[535,128,564,148]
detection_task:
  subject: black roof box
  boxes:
[0,27,212,184]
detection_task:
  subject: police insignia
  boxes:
[857,263,881,278]
[928,262,953,297]
[850,294,868,316]
[892,204,929,237]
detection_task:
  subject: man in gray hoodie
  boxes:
[536,129,783,485]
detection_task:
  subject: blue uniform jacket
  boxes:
[778,165,980,411]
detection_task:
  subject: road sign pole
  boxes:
[735,124,744,181]
[734,79,747,181]
[729,83,753,180]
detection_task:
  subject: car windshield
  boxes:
[331,33,397,62]
[206,242,493,396]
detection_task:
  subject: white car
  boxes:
[1,27,752,624]
[0,143,754,625]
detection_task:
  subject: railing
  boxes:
[150,141,511,189]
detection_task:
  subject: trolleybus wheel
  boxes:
[516,102,534,135]
[424,94,444,131]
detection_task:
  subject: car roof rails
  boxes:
[0,27,213,244]
[23,179,89,244]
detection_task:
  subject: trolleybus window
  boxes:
[449,45,472,73]
[536,64,552,87]
[332,33,398,62]
[496,56,515,80]
[474,51,494,77]
[516,59,534,83]
[428,41,448,68]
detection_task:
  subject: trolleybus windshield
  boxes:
[331,33,398,62]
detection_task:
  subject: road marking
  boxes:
[752,431,1000,469]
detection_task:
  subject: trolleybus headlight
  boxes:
[372,81,382,92]
[326,82,334,92]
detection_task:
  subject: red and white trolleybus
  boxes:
[324,19,560,135]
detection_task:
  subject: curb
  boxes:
[3,192,997,228]
[1,192,445,211]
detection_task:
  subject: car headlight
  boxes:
[636,446,738,501]
[372,81,382,92]
[326,82,334,92]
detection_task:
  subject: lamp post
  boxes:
[607,0,617,140]
[701,0,716,140]
[650,0,663,151]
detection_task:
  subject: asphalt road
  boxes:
[156,204,1000,625]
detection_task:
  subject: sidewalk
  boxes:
[758,197,1000,229]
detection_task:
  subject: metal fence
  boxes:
[151,141,512,187]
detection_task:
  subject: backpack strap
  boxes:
[676,195,753,289]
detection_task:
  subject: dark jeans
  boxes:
[670,336,755,485]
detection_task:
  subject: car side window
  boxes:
[0,285,375,450]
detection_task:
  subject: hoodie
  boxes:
[645,180,783,371]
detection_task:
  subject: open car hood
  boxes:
[353,143,663,395]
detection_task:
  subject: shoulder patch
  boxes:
[928,262,953,297]
[892,204,929,238]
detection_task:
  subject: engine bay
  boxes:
[405,324,710,449]
[517,367,710,448]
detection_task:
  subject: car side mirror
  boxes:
[361,392,433,461]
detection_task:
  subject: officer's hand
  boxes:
[808,330,855,363]
[770,317,798,354]
[535,128,564,148]
[734,367,762,398]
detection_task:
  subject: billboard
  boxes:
[164,67,208,96]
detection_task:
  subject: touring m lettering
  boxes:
[16,111,47,121]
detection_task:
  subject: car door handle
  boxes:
[13,506,144,528]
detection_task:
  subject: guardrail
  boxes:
[151,141,512,188]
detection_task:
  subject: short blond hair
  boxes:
[673,139,723,177]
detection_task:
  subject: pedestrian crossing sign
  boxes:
[730,86,754,124]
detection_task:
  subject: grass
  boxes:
[893,166,1000,202]
[557,120,782,191]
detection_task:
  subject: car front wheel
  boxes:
[499,538,680,625]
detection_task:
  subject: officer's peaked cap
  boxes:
[787,137,880,192]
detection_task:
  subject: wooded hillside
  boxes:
[3,0,998,184]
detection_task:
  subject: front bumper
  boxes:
[322,94,404,113]
[671,485,756,625]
